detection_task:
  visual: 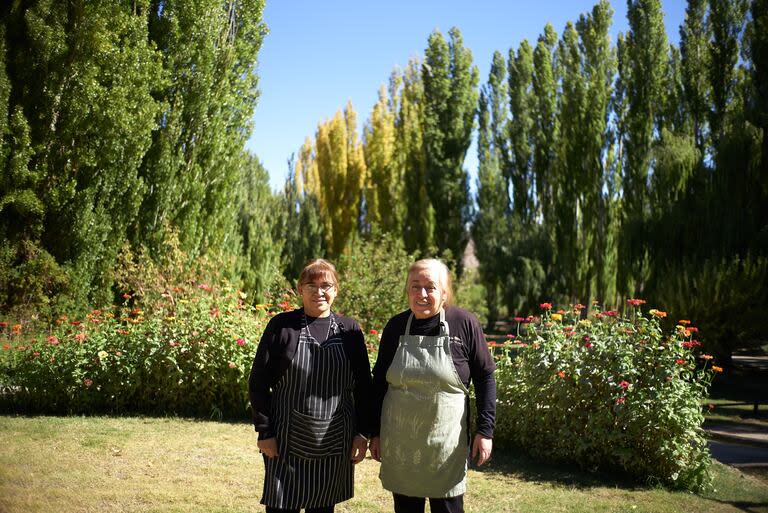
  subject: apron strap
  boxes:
[404,310,450,337]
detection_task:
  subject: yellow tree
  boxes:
[363,82,401,233]
[303,101,367,257]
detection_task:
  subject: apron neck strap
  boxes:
[404,309,449,337]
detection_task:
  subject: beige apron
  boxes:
[379,310,469,497]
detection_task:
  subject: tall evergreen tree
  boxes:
[422,27,478,271]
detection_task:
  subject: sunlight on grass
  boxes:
[1,416,767,513]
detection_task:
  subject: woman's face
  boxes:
[407,266,447,319]
[298,273,337,318]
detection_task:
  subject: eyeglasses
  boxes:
[302,282,335,293]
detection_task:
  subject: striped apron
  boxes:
[379,310,470,498]
[261,314,355,509]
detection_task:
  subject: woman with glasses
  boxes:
[249,259,372,513]
[369,258,496,513]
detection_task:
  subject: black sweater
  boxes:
[371,306,497,438]
[248,308,373,440]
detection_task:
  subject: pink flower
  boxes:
[604,310,618,317]
[236,338,246,346]
[228,362,237,369]
[505,334,515,339]
[618,380,630,389]
[540,303,553,310]
[47,336,60,345]
[513,317,525,322]
[84,378,93,387]
[616,396,626,405]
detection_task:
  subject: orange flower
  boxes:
[675,359,686,365]
[11,324,22,335]
[700,354,713,360]
[649,309,667,318]
[540,303,553,310]
[626,299,646,306]
[712,366,723,373]
[678,319,691,325]
[557,371,566,379]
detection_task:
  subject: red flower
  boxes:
[513,317,526,322]
[584,342,593,350]
[369,329,379,335]
[236,338,246,346]
[626,299,646,307]
[2,344,10,351]
[70,321,81,325]
[604,310,618,317]
[540,303,553,310]
[687,327,699,333]
[0,321,7,327]
[675,359,686,365]
[616,396,626,405]
[122,293,131,299]
[573,304,586,310]
[618,380,630,389]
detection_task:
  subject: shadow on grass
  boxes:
[474,446,644,490]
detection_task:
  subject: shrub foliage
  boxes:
[493,301,718,490]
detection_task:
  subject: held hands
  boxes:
[257,437,279,459]
[471,434,492,466]
[350,434,368,464]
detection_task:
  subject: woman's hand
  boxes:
[350,435,368,464]
[257,437,279,459]
[369,436,381,461]
[471,434,492,466]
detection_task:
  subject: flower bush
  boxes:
[492,301,719,491]
[0,283,291,419]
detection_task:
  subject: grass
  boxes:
[1,416,767,513]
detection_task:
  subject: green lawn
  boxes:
[1,415,767,513]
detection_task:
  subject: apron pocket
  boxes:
[288,409,346,459]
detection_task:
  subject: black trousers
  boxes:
[265,507,334,513]
[392,493,464,513]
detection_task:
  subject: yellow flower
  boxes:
[578,319,592,328]
[98,350,109,360]
[551,313,563,321]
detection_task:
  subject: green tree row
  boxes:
[289,0,767,361]
[0,0,287,320]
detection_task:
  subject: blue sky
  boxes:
[246,0,688,192]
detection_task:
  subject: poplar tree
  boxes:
[618,0,669,296]
[532,24,560,229]
[575,0,616,305]
[1,0,163,310]
[422,27,478,271]
[136,0,266,259]
[236,154,282,299]
[508,41,535,222]
[680,0,711,155]
[363,83,401,234]
[399,58,435,255]
[304,102,367,258]
[473,69,510,326]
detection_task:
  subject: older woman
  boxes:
[249,259,372,513]
[370,258,496,513]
